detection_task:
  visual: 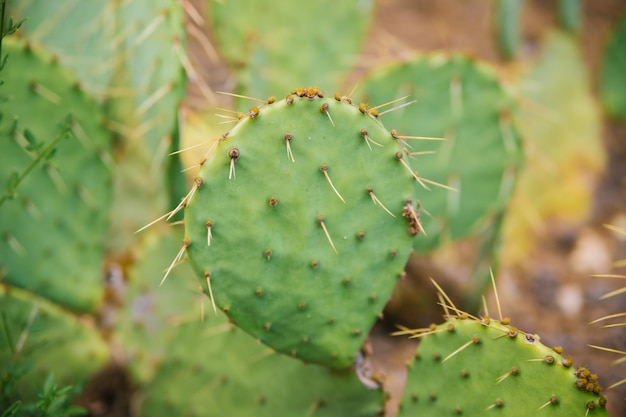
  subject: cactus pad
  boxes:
[114,228,204,384]
[141,315,383,417]
[183,89,420,368]
[0,286,109,401]
[502,31,604,264]
[209,0,374,101]
[495,0,524,60]
[0,40,112,312]
[600,14,626,119]
[399,317,608,416]
[356,54,522,252]
[13,0,116,96]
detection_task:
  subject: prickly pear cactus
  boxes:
[0,40,112,312]
[356,54,522,252]
[399,316,608,416]
[502,31,604,264]
[114,228,204,384]
[209,0,374,102]
[558,0,581,33]
[182,88,421,369]
[14,0,188,249]
[12,0,116,96]
[141,315,383,417]
[495,0,523,60]
[0,286,109,401]
[600,14,626,120]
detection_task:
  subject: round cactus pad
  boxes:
[183,90,422,368]
[400,317,608,416]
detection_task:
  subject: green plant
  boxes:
[181,89,420,369]
[398,285,607,416]
[1,1,622,416]
[600,14,626,120]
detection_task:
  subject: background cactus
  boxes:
[400,312,608,416]
[2,1,626,416]
[600,14,626,121]
[141,314,384,417]
[182,91,420,368]
[0,39,113,313]
[0,287,109,403]
[356,54,522,252]
[495,0,524,60]
[208,0,374,103]
[13,0,188,249]
[501,30,605,265]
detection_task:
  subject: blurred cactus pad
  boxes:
[0,39,113,313]
[208,0,374,101]
[355,54,522,251]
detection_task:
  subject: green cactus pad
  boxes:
[399,317,608,416]
[15,0,188,247]
[208,0,374,102]
[495,0,524,60]
[557,0,581,33]
[141,315,384,417]
[0,286,109,401]
[600,14,626,119]
[356,54,522,253]
[502,31,604,264]
[114,228,204,384]
[183,89,420,369]
[112,0,187,151]
[13,0,116,96]
[0,40,112,312]
[98,0,188,248]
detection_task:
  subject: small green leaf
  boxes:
[23,129,37,145]
[42,373,55,396]
[45,147,57,161]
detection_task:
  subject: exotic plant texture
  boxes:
[399,296,609,416]
[180,87,426,369]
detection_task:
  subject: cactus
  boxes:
[0,286,109,402]
[356,54,522,253]
[399,313,608,416]
[14,0,188,248]
[502,31,604,264]
[113,227,204,384]
[557,0,582,34]
[494,0,524,60]
[590,225,626,393]
[208,0,374,103]
[11,0,116,96]
[600,14,626,120]
[141,314,384,417]
[3,2,624,416]
[181,88,421,369]
[0,39,113,313]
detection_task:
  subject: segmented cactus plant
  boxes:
[2,1,622,416]
[401,312,608,416]
[179,87,423,369]
[0,39,113,313]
